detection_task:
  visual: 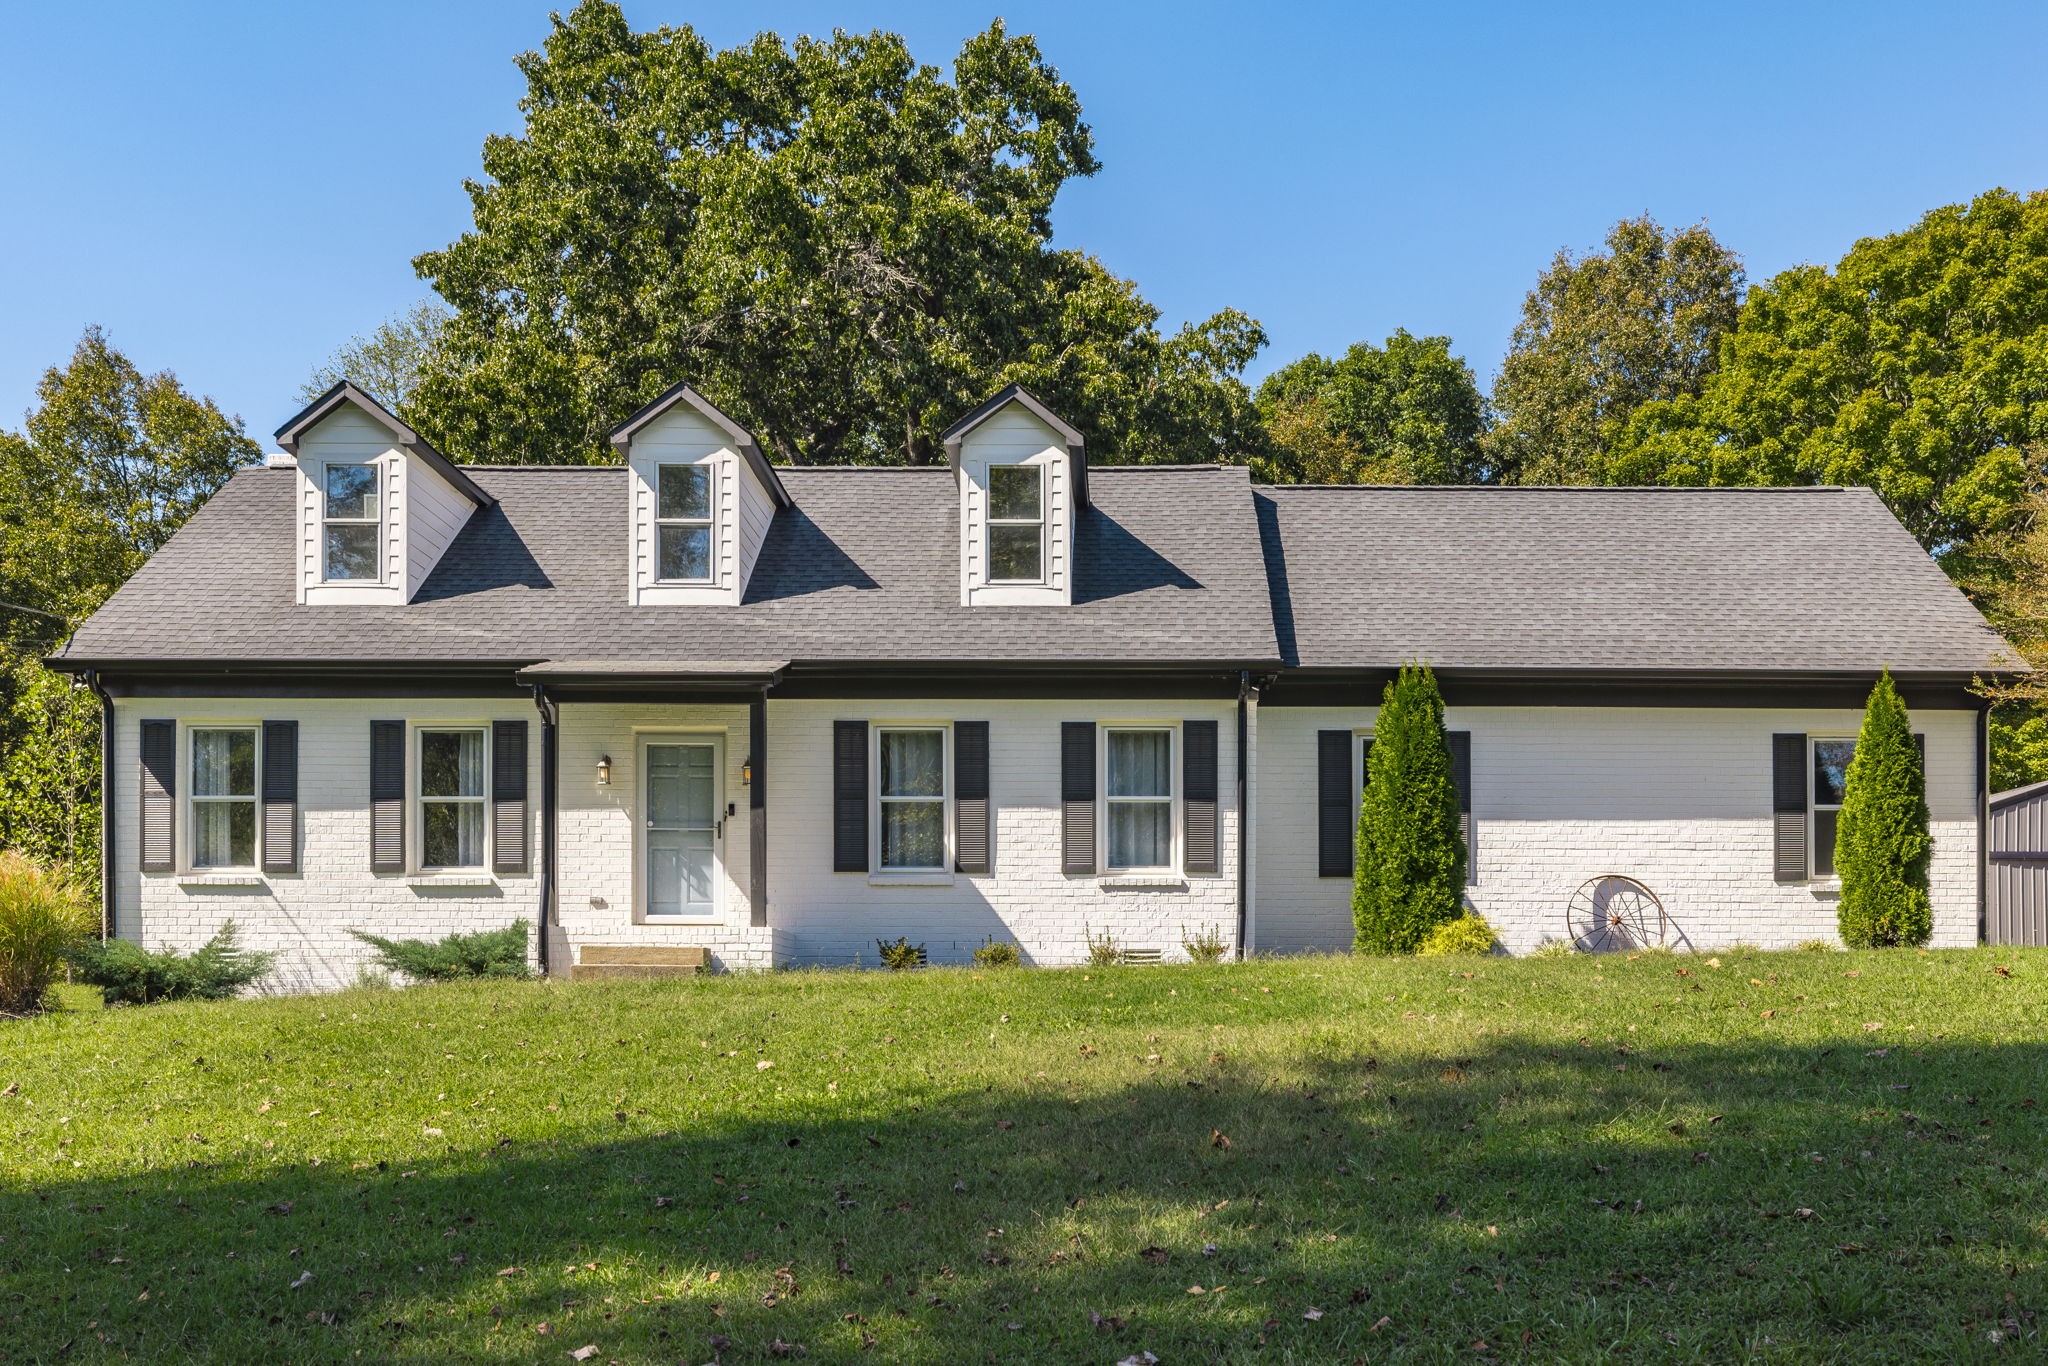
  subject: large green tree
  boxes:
[1616,189,2048,554]
[410,1,1264,466]
[302,301,449,408]
[0,328,258,877]
[1834,672,1933,948]
[1489,215,1744,484]
[1353,663,1467,955]
[1254,330,1489,484]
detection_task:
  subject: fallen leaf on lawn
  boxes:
[1994,964,2012,978]
[497,1266,524,1277]
[1079,1045,1097,1056]
[423,1126,444,1138]
[569,1347,599,1362]
[0,1081,17,1097]
[290,1271,314,1290]
[1303,1307,1324,1321]
[757,1059,774,1071]
[1372,1315,1391,1331]
[1760,1010,1775,1019]
[1795,1208,1815,1219]
[534,1322,552,1335]
[1667,1121,1687,1137]
[1210,1129,1232,1150]
[1187,1285,1206,1295]
[1202,1243,1218,1257]
[1705,957,1721,968]
[1864,1022,1883,1031]
[1139,1246,1169,1264]
[1116,1354,1160,1366]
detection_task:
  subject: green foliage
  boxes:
[1415,914,1499,957]
[1353,663,1467,955]
[410,2,1263,468]
[0,655,100,878]
[1179,924,1229,963]
[1490,215,1743,485]
[874,937,924,971]
[1083,924,1121,967]
[351,922,533,982]
[1990,706,2048,792]
[1254,331,1489,484]
[0,852,97,1015]
[1835,673,1933,948]
[67,920,275,1005]
[1530,938,1578,958]
[302,301,449,408]
[1616,189,2048,555]
[970,936,1021,968]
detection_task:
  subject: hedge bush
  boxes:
[351,921,532,982]
[69,921,276,1005]
[1836,671,1933,948]
[1416,914,1499,957]
[1353,662,1467,954]
[0,852,97,1014]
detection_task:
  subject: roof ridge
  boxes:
[1255,482,1853,493]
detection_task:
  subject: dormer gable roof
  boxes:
[607,381,792,509]
[273,381,493,508]
[942,384,1089,506]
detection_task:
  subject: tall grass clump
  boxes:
[0,852,97,1015]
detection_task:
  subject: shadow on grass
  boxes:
[6,1033,2045,1364]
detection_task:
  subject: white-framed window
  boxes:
[1105,726,1174,871]
[876,725,948,871]
[1811,736,1855,878]
[986,464,1044,583]
[655,463,715,583]
[321,462,381,581]
[191,726,259,869]
[418,727,488,870]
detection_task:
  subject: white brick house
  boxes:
[52,381,2021,986]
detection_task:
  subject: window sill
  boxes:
[1807,879,1841,898]
[1097,874,1188,891]
[176,873,267,889]
[868,871,954,887]
[405,873,499,889]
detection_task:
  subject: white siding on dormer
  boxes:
[959,405,1072,607]
[626,407,741,606]
[405,460,474,599]
[296,406,405,606]
[737,459,777,596]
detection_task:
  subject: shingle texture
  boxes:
[1256,485,2020,674]
[61,464,1280,667]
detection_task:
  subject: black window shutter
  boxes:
[833,720,869,873]
[1772,732,1808,882]
[492,719,529,873]
[139,719,176,872]
[1316,730,1353,878]
[370,720,406,873]
[1447,730,1473,886]
[261,720,298,873]
[1183,720,1219,875]
[1061,722,1097,874]
[954,721,990,874]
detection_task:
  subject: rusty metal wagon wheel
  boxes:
[1564,875,1667,953]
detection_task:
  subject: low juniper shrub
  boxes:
[351,921,532,982]
[875,937,925,970]
[69,920,277,1005]
[970,936,1021,967]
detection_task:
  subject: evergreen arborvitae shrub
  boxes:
[1354,662,1467,954]
[1835,671,1933,948]
[351,921,532,982]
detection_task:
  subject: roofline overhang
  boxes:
[606,381,793,509]
[941,383,1089,507]
[273,381,493,509]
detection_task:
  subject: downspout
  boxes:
[1235,669,1252,960]
[1977,698,1990,945]
[531,682,559,975]
[86,670,114,943]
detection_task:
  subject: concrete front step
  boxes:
[578,945,710,968]
[570,962,705,982]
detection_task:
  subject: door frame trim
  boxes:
[636,732,726,923]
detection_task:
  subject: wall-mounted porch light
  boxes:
[596,754,613,786]
[739,758,753,787]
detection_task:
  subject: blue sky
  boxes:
[4,1,2047,443]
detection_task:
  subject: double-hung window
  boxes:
[1105,727,1173,870]
[1810,737,1855,877]
[322,463,380,580]
[191,727,258,868]
[877,727,946,871]
[987,464,1044,582]
[419,728,487,869]
[655,464,714,583]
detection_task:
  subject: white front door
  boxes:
[646,741,720,917]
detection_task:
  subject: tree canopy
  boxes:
[1489,215,1743,485]
[1254,331,1489,484]
[408,0,1264,467]
[301,302,449,408]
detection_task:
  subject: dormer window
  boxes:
[988,465,1045,582]
[322,463,381,581]
[656,464,715,583]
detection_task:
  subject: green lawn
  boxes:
[4,947,2046,1364]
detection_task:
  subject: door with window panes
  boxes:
[646,741,720,916]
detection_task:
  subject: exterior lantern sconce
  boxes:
[739,759,753,787]
[596,754,613,786]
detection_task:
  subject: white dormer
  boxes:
[944,385,1086,607]
[609,383,791,606]
[275,382,492,605]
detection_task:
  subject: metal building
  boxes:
[1989,780,2048,946]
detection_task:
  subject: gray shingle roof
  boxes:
[60,464,1281,668]
[1256,484,2020,675]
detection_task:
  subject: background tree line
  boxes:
[6,0,2048,887]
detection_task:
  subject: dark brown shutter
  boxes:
[1448,730,1473,885]
[1773,732,1808,882]
[1061,722,1097,874]
[492,719,529,873]
[1316,730,1353,878]
[954,721,990,874]
[138,719,176,872]
[370,720,406,873]
[1183,720,1219,875]
[261,720,298,873]
[833,720,868,873]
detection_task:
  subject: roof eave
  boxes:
[941,383,1089,507]
[273,381,493,509]
[606,382,793,509]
